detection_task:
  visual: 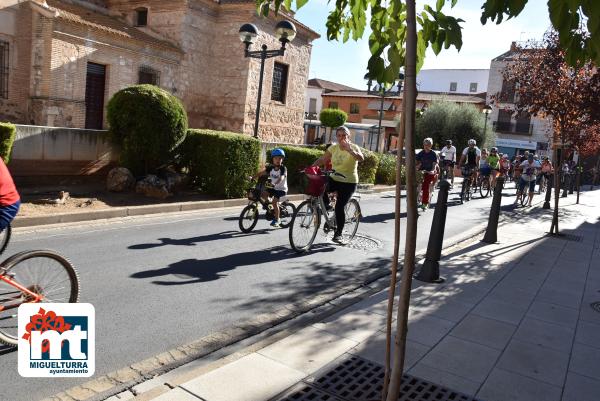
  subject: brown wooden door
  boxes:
[85,62,106,129]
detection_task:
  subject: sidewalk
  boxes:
[130,189,600,401]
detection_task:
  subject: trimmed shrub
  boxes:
[0,122,16,163]
[358,147,380,184]
[268,145,324,190]
[182,129,260,198]
[107,84,188,175]
[376,153,404,185]
[319,108,347,128]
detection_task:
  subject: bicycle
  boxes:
[238,177,296,233]
[459,166,477,203]
[0,225,80,347]
[289,168,361,253]
[478,172,492,198]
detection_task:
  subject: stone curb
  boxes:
[15,187,397,228]
[44,217,489,401]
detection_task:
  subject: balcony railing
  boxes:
[493,121,533,135]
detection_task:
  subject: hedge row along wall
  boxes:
[0,122,16,163]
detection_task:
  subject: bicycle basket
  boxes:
[300,166,328,196]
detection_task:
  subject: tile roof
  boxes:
[308,78,359,92]
[44,0,182,53]
[322,90,486,103]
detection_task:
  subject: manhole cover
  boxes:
[274,356,480,401]
[591,302,600,313]
[345,234,382,252]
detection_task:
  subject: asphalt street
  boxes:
[0,182,527,400]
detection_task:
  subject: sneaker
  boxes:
[270,220,280,228]
[420,203,428,211]
[332,234,345,244]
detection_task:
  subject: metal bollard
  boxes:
[414,179,450,283]
[561,172,569,198]
[482,176,505,244]
[543,175,553,209]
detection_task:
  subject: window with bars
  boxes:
[500,79,516,102]
[449,82,457,92]
[271,62,288,103]
[0,41,8,99]
[328,101,338,109]
[350,103,360,114]
[469,82,478,92]
[138,66,160,86]
[136,8,148,26]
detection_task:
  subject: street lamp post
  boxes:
[239,21,297,138]
[482,105,492,138]
[366,73,404,152]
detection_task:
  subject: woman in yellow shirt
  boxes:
[313,126,364,244]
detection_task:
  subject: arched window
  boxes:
[135,8,148,27]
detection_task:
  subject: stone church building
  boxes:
[0,0,318,142]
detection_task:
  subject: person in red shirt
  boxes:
[0,158,20,232]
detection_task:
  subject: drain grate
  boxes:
[591,302,600,313]
[345,234,382,252]
[274,356,480,401]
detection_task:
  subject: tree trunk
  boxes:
[381,104,406,401]
[576,158,581,204]
[386,0,418,399]
[550,141,564,235]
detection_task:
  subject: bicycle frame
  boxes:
[0,270,43,312]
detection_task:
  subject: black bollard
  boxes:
[415,180,450,283]
[561,172,569,197]
[482,176,505,244]
[543,175,553,209]
[569,172,575,194]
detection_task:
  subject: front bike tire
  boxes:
[0,224,11,256]
[279,201,297,229]
[238,204,259,233]
[343,199,361,241]
[289,200,320,253]
[480,179,490,198]
[0,250,79,347]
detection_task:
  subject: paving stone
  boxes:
[487,284,536,307]
[180,353,305,401]
[472,298,528,325]
[314,309,387,342]
[569,343,600,381]
[418,335,501,383]
[258,326,357,374]
[574,320,600,349]
[450,314,517,350]
[477,368,562,401]
[406,314,455,347]
[410,299,473,322]
[513,317,575,353]
[407,362,480,396]
[348,333,428,371]
[527,300,579,328]
[496,339,570,385]
[151,388,200,401]
[562,372,600,401]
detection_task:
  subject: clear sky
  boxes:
[293,0,552,89]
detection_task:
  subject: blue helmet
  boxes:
[271,148,286,158]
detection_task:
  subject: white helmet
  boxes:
[423,137,433,145]
[468,139,476,145]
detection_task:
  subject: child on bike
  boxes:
[0,158,20,233]
[254,148,288,228]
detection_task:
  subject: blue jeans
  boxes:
[0,200,20,231]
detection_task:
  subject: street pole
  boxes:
[543,174,553,209]
[253,45,267,139]
[377,94,385,152]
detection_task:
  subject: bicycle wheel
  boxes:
[342,199,361,241]
[238,204,259,233]
[289,200,320,253]
[278,201,297,228]
[0,250,79,346]
[0,224,11,256]
[480,179,490,198]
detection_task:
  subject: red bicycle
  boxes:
[0,224,79,347]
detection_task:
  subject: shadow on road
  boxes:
[361,212,407,224]
[128,230,270,250]
[130,244,336,285]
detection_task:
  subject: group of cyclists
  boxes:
[417,138,554,209]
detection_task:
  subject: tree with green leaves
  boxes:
[257,1,598,400]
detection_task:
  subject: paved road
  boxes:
[0,182,526,400]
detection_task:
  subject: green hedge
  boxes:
[0,122,16,163]
[107,84,188,175]
[376,153,405,185]
[357,147,380,184]
[268,145,324,189]
[182,129,260,198]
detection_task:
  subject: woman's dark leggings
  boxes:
[323,179,357,236]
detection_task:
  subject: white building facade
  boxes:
[416,69,489,94]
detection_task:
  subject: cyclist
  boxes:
[416,137,439,210]
[440,139,457,187]
[537,156,554,193]
[500,154,511,181]
[479,148,490,187]
[312,126,364,244]
[0,158,20,234]
[517,153,541,206]
[254,148,288,227]
[487,147,501,188]
[458,139,481,189]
